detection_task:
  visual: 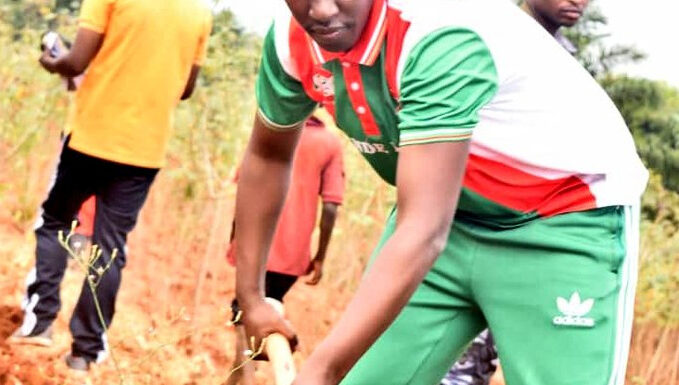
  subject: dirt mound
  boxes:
[0,306,22,342]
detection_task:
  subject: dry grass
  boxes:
[628,324,679,385]
[2,135,679,385]
[0,140,371,384]
[1,15,678,383]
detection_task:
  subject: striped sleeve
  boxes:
[397,28,498,147]
[255,23,317,131]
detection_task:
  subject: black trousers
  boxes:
[230,271,298,322]
[22,142,157,362]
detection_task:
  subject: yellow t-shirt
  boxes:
[66,0,212,168]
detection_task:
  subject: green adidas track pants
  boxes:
[341,205,638,385]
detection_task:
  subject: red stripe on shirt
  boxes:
[463,153,597,217]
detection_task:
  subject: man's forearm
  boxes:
[315,202,338,261]
[234,117,301,306]
[42,55,86,77]
[235,151,292,303]
[300,141,468,383]
[303,223,449,382]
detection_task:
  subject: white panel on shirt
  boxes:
[392,0,648,205]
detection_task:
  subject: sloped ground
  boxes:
[0,149,674,385]
[0,178,355,385]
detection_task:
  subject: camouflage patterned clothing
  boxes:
[440,330,497,385]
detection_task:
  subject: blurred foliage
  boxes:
[169,9,262,200]
[600,75,679,192]
[0,0,390,268]
[564,3,645,78]
[0,1,262,221]
[638,172,679,326]
[54,0,79,13]
[513,0,645,77]
[559,0,679,327]
[0,0,72,222]
[515,0,645,77]
[0,0,75,38]
[0,0,677,329]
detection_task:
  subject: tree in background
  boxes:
[54,0,78,13]
[563,4,645,77]
[545,0,679,195]
[601,76,679,192]
[514,0,645,77]
[0,0,53,38]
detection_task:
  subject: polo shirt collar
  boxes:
[309,0,388,66]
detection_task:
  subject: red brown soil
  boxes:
[0,175,357,385]
[0,165,674,385]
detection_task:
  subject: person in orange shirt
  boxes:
[226,116,345,385]
[9,0,212,372]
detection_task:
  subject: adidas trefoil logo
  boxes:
[552,292,595,328]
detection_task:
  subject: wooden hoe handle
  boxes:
[264,297,296,385]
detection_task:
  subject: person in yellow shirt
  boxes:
[8,0,212,372]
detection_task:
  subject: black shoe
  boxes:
[65,353,91,372]
[7,326,53,347]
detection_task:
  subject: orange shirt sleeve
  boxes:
[194,10,213,65]
[321,137,345,205]
[78,0,114,34]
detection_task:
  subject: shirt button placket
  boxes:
[342,62,381,136]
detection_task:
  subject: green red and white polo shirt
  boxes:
[255,0,648,224]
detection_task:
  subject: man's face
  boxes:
[527,0,590,28]
[285,0,374,52]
